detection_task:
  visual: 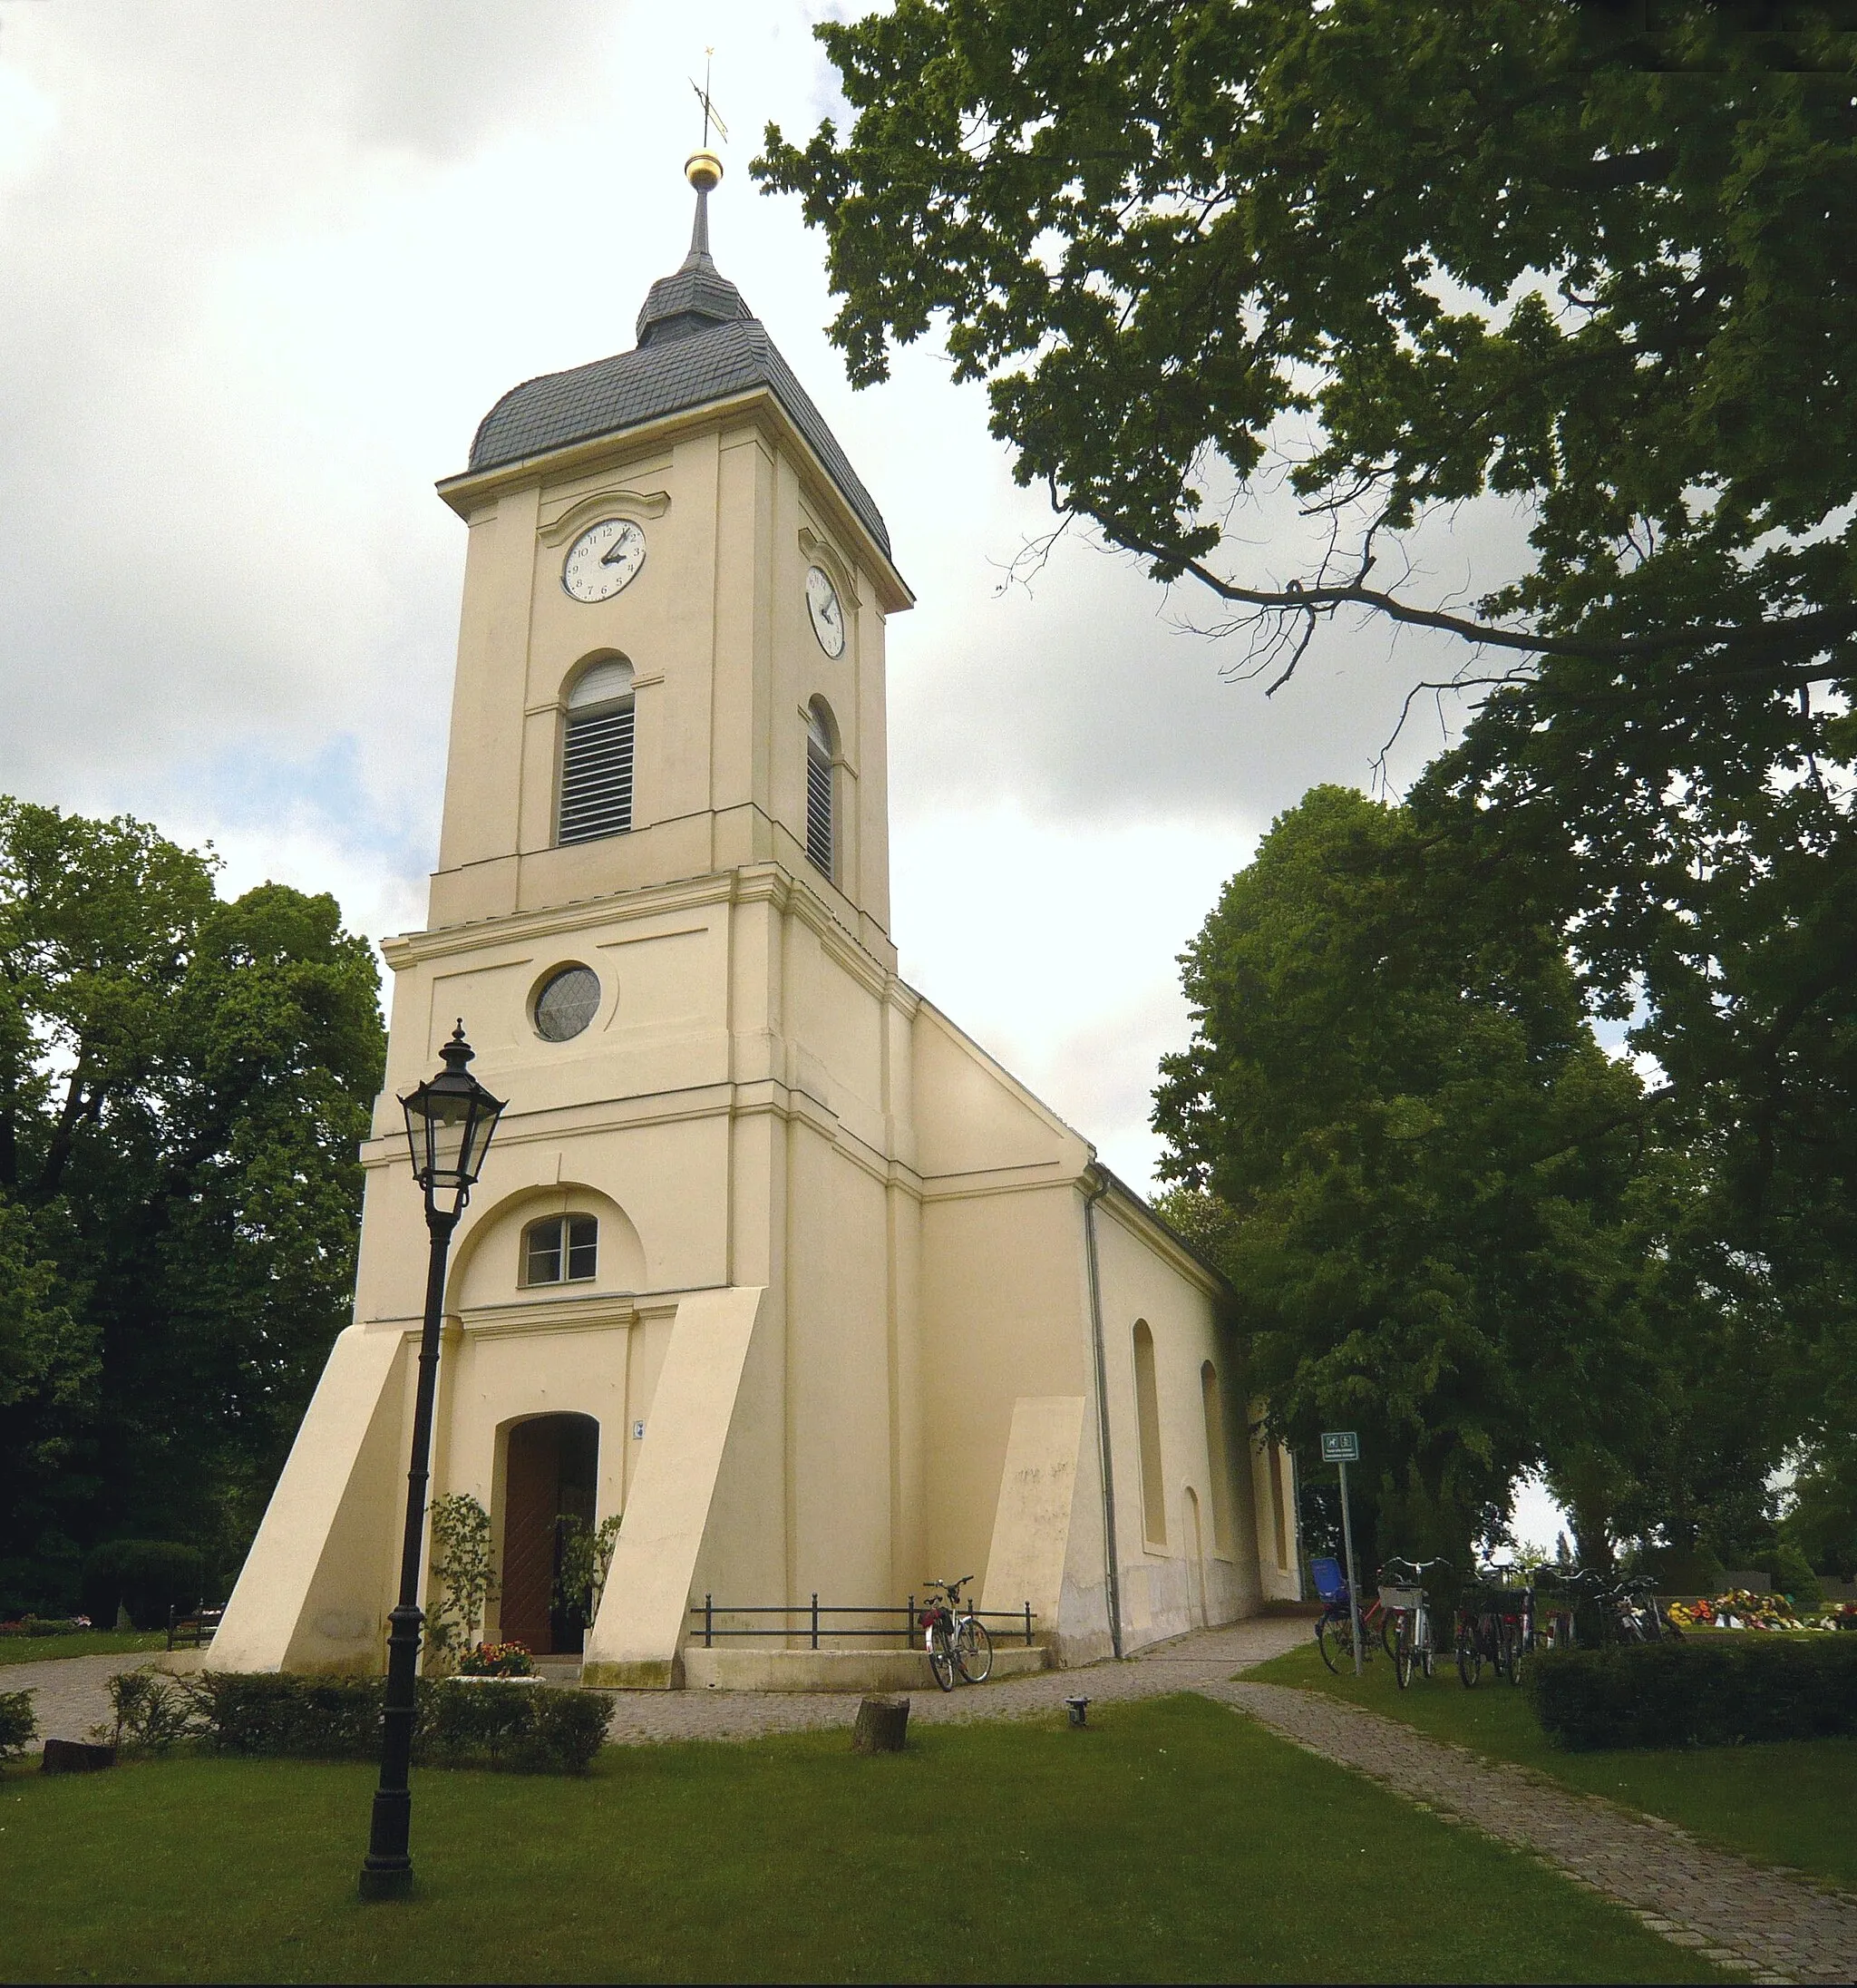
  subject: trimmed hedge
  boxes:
[81,1542,205,1632]
[190,1671,614,1773]
[1529,1636,1857,1749]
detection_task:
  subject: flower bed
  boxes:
[456,1640,536,1677]
[1664,1589,1856,1632]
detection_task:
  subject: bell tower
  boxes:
[425,150,911,957]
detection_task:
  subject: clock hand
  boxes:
[600,533,634,567]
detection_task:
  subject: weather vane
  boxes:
[690,49,729,151]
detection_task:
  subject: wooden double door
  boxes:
[499,1413,598,1655]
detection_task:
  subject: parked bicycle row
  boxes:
[1310,1555,1682,1690]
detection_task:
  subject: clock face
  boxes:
[562,519,646,603]
[805,565,846,657]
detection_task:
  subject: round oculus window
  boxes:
[533,965,600,1042]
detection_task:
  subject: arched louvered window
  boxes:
[805,699,836,880]
[559,658,635,844]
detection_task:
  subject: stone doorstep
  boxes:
[676,1642,1053,1693]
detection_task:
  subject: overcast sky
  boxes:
[0,0,1515,1194]
[3,0,1575,1547]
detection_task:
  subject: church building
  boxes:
[212,156,1301,1689]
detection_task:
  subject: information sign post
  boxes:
[1320,1431,1363,1676]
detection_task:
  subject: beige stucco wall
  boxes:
[1089,1194,1261,1652]
[215,363,1272,1685]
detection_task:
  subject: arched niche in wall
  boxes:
[447,1184,646,1311]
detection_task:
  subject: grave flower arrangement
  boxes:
[457,1641,536,1678]
[1665,1589,1847,1631]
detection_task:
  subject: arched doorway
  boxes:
[500,1413,599,1655]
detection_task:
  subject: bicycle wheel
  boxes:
[1504,1618,1530,1685]
[1379,1607,1403,1660]
[1492,1618,1514,1681]
[1395,1623,1415,1690]
[957,1617,993,1684]
[1317,1611,1359,1675]
[1456,1623,1483,1687]
[928,1623,957,1691]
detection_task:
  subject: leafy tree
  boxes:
[763,0,1854,1553]
[760,1,1853,749]
[0,801,384,1611]
[1151,786,1765,1561]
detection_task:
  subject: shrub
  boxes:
[1769,1543,1824,1613]
[426,1494,497,1669]
[0,1689,36,1759]
[427,1680,535,1766]
[0,1616,83,1639]
[192,1672,385,1759]
[80,1542,206,1632]
[189,1671,614,1772]
[1530,1637,1857,1749]
[520,1687,614,1773]
[107,1670,201,1755]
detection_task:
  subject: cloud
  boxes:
[0,1,1528,1194]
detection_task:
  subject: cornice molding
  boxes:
[435,388,913,617]
[389,854,899,984]
[797,525,862,612]
[1088,1165,1235,1303]
[381,870,741,968]
[537,487,671,548]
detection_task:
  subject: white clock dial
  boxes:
[805,564,846,657]
[562,519,647,603]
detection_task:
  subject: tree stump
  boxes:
[851,1695,909,1753]
[41,1739,115,1774]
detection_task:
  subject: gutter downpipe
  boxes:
[1083,1165,1123,1660]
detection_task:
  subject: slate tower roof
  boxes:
[465,179,890,560]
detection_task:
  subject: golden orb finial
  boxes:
[685,150,723,193]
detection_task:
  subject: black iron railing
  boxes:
[691,1594,1038,1651]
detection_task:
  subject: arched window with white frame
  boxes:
[558,657,635,844]
[805,698,837,881]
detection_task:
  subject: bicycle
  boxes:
[1457,1563,1536,1688]
[1311,1556,1392,1673]
[919,1575,992,1690]
[1376,1555,1438,1663]
[1601,1574,1682,1645]
[1312,1542,1439,1670]
[1386,1558,1451,1689]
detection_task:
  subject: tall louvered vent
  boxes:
[805,703,834,878]
[559,658,635,844]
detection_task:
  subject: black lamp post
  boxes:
[359,1021,505,1902]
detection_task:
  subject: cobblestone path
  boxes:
[4,1653,126,1749]
[1220,1679,1857,1987]
[597,1615,1307,1744]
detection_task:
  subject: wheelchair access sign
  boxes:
[1319,1430,1360,1464]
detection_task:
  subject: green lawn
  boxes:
[1249,1637,1856,1892]
[0,1630,167,1669]
[0,1694,1716,1983]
